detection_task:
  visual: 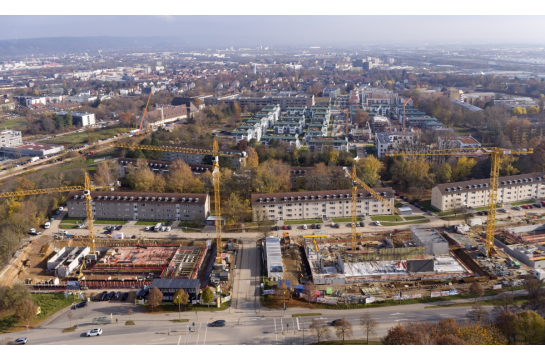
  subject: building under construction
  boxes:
[303,231,472,285]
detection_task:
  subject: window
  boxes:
[268,210,275,213]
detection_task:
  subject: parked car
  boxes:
[282,225,288,230]
[209,320,226,327]
[287,225,292,230]
[374,221,381,226]
[144,226,151,231]
[73,301,87,309]
[121,292,129,301]
[98,291,108,301]
[105,225,113,230]
[14,337,27,345]
[166,226,171,231]
[114,291,121,300]
[116,225,123,230]
[107,292,115,300]
[316,224,321,229]
[44,221,51,229]
[29,228,41,235]
[513,206,522,210]
[522,205,532,209]
[499,208,509,213]
[394,192,400,196]
[534,203,543,208]
[311,224,316,229]
[427,211,434,216]
[86,329,102,337]
[333,223,340,228]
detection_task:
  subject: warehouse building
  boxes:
[251,188,394,221]
[1,143,64,157]
[431,172,545,211]
[264,237,283,279]
[67,191,209,222]
[149,279,201,301]
[411,228,449,255]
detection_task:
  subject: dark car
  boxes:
[316,224,321,229]
[409,201,415,205]
[98,291,108,301]
[121,292,129,301]
[105,225,112,230]
[114,291,121,300]
[210,320,226,327]
[477,211,484,216]
[535,203,543,208]
[73,301,88,309]
[333,223,340,228]
[287,225,292,230]
[107,292,115,301]
[483,210,489,215]
[330,319,342,326]
[273,225,279,231]
[311,224,317,229]
[116,225,123,230]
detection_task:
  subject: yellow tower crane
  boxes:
[386,147,533,257]
[116,138,247,263]
[343,165,399,255]
[0,172,98,253]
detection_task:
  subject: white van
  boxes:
[44,221,51,229]
[302,224,307,230]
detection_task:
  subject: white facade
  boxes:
[0,130,23,147]
[374,132,415,159]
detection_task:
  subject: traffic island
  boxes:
[125,321,135,325]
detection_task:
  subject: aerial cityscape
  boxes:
[3,11,545,350]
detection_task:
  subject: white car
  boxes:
[86,328,102,337]
[161,226,167,231]
[29,228,41,235]
[58,207,64,211]
[166,226,171,231]
[14,337,27,345]
[374,221,381,226]
[44,221,51,229]
[59,230,68,235]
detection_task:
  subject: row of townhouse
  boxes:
[67,191,210,222]
[232,121,263,142]
[160,143,247,169]
[431,172,545,211]
[251,188,394,221]
[116,158,212,178]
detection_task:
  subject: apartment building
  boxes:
[430,172,545,211]
[161,143,246,169]
[274,121,304,135]
[285,106,307,116]
[260,134,301,149]
[67,191,210,222]
[56,111,96,127]
[370,116,391,134]
[374,132,415,159]
[308,137,349,152]
[251,188,395,221]
[305,124,328,140]
[116,158,212,178]
[217,95,314,110]
[0,130,23,147]
[145,106,188,126]
[232,122,262,142]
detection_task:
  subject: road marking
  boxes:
[177,335,181,345]
[390,313,404,315]
[396,319,409,322]
[296,317,300,330]
[151,338,165,341]
[195,334,200,345]
[203,326,208,345]
[274,319,277,333]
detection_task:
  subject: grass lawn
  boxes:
[144,301,231,313]
[311,340,383,345]
[381,219,430,226]
[299,146,309,151]
[179,221,205,229]
[370,215,403,221]
[94,220,127,225]
[1,117,28,129]
[511,200,534,206]
[292,313,322,317]
[245,221,273,227]
[403,216,426,220]
[135,220,164,225]
[0,293,75,334]
[43,127,130,146]
[418,200,454,216]
[125,321,136,325]
[61,218,85,224]
[62,326,77,333]
[475,204,502,211]
[394,200,403,208]
[332,217,362,222]
[284,219,322,225]
[169,319,189,323]
[440,214,468,221]
[182,228,201,233]
[59,224,77,229]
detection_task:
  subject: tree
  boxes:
[468,282,484,304]
[127,308,133,321]
[309,318,331,344]
[173,289,189,320]
[494,309,517,344]
[512,106,527,115]
[302,281,316,304]
[0,284,30,311]
[236,139,248,151]
[513,310,545,344]
[233,102,241,120]
[201,287,214,308]
[453,156,477,181]
[333,317,353,345]
[16,299,38,324]
[64,112,73,127]
[355,155,383,186]
[245,147,259,169]
[254,207,271,239]
[435,163,452,184]
[360,313,378,344]
[67,311,73,327]
[354,110,369,127]
[223,193,247,228]
[148,287,163,310]
[523,275,545,315]
[528,106,540,114]
[93,161,116,187]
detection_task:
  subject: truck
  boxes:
[283,232,291,248]
[30,156,40,163]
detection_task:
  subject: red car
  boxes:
[522,205,532,209]
[395,192,400,196]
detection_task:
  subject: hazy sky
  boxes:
[1,16,544,46]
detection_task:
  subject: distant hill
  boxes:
[0,36,195,57]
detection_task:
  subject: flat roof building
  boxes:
[411,228,449,255]
[1,143,64,157]
[264,237,283,279]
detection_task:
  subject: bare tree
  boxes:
[67,311,73,327]
[309,318,331,344]
[303,281,316,305]
[334,317,353,345]
[466,303,489,322]
[468,282,484,304]
[16,299,38,325]
[360,313,378,344]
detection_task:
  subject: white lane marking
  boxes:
[296,317,300,331]
[396,319,409,322]
[203,326,208,345]
[274,319,277,333]
[177,335,182,345]
[390,313,404,315]
[195,334,200,345]
[151,338,165,341]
